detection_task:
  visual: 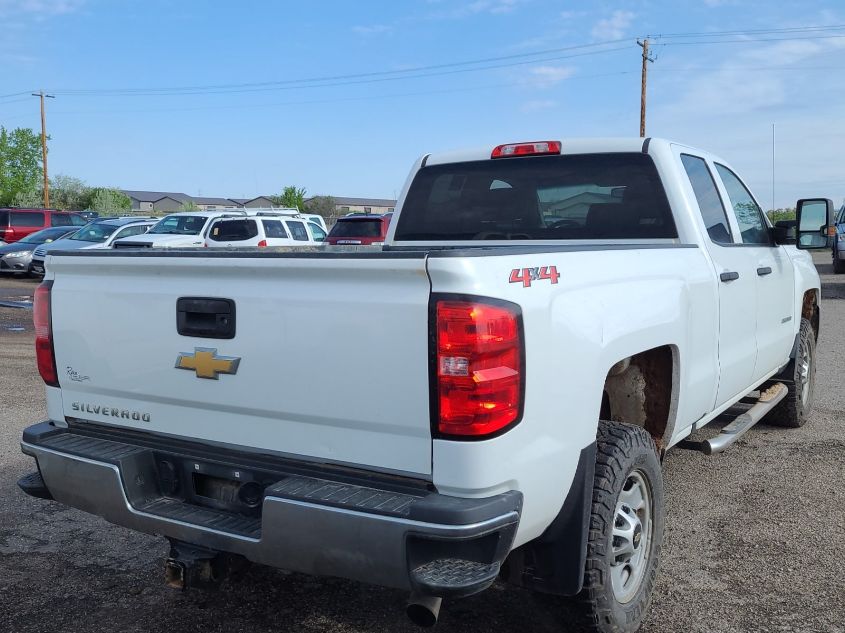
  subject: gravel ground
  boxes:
[0,254,843,633]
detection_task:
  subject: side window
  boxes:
[11,212,44,227]
[113,225,147,240]
[715,164,770,245]
[680,154,733,244]
[262,219,288,238]
[51,214,72,226]
[70,214,87,226]
[286,220,309,241]
[309,223,327,242]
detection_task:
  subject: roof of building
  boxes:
[122,190,192,203]
[326,196,397,207]
[192,197,239,206]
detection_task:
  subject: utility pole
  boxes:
[636,39,654,137]
[31,91,55,208]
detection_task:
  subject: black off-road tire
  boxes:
[767,318,816,428]
[833,251,845,274]
[576,421,664,633]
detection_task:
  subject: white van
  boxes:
[204,216,326,248]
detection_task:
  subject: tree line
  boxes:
[0,126,132,213]
[2,125,337,218]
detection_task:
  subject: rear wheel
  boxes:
[768,318,816,428]
[575,421,664,633]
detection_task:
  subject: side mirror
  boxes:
[795,198,835,250]
[771,222,795,245]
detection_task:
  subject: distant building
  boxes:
[122,191,397,216]
[122,191,281,212]
[228,196,278,208]
[192,197,239,212]
[320,196,397,215]
[123,190,192,212]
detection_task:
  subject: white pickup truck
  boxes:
[18,138,834,632]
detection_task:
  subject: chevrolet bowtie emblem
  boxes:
[175,348,241,380]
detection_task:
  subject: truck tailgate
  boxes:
[48,252,433,475]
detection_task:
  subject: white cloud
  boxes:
[430,0,526,19]
[0,0,84,16]
[591,10,635,41]
[352,24,392,36]
[521,99,557,113]
[652,33,845,208]
[526,65,575,88]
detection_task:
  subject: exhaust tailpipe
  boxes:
[406,593,442,627]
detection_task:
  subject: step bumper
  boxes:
[20,421,521,596]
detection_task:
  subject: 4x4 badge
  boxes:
[175,348,241,380]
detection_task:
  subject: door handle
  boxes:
[757,266,772,276]
[177,297,236,339]
[720,271,739,282]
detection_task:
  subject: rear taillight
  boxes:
[434,297,523,437]
[257,239,268,248]
[33,281,58,387]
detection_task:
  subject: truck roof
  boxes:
[423,137,709,166]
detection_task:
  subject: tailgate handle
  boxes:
[177,297,236,339]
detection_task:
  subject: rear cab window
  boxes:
[393,153,676,241]
[209,219,259,242]
[329,219,384,238]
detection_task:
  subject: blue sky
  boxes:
[1,0,843,208]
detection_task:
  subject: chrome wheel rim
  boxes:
[798,343,813,405]
[610,470,653,604]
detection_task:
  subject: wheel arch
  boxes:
[601,345,680,455]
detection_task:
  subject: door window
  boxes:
[11,211,44,227]
[715,164,770,245]
[112,225,149,241]
[51,214,72,226]
[308,223,327,242]
[680,154,732,244]
[262,219,288,238]
[286,220,309,241]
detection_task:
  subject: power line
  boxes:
[653,33,845,46]
[647,24,845,38]
[2,70,636,120]
[50,40,633,97]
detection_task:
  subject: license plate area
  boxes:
[154,454,277,518]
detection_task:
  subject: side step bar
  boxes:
[702,383,788,455]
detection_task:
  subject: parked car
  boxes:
[0,208,87,243]
[204,216,325,248]
[18,137,830,633]
[0,226,78,275]
[832,204,845,273]
[30,217,155,275]
[112,211,246,249]
[326,213,392,245]
[246,208,328,233]
[78,211,100,221]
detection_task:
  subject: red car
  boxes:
[326,213,392,245]
[0,208,87,244]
